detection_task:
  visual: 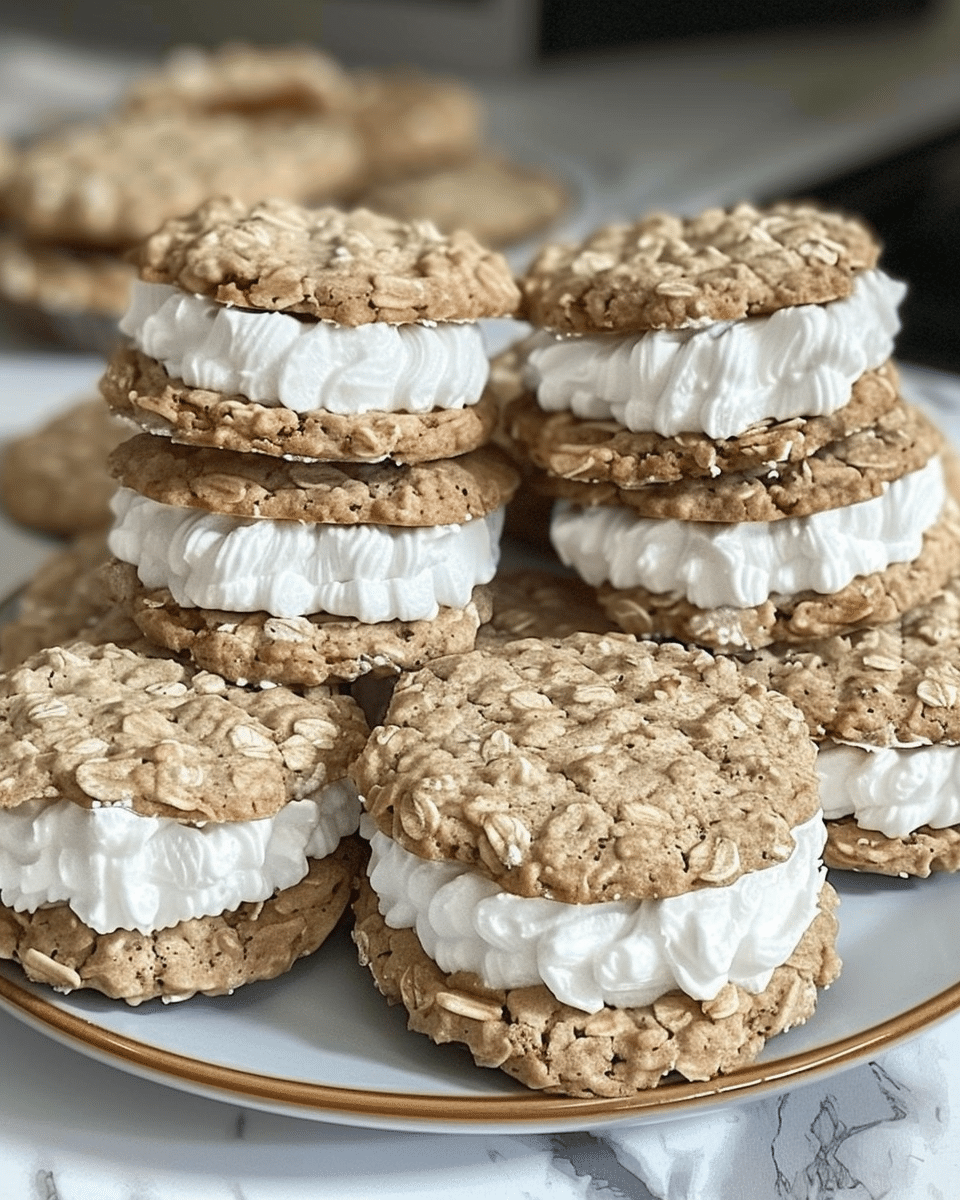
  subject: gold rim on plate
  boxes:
[2,963,959,1126]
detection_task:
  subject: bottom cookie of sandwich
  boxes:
[352,874,840,1099]
[0,836,364,1006]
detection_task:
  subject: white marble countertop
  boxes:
[2,27,960,1197]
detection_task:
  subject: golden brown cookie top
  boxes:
[352,632,820,903]
[521,201,880,334]
[0,642,368,823]
[122,43,357,117]
[132,197,521,324]
[109,434,519,526]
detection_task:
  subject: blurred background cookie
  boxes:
[358,154,568,247]
[0,44,570,353]
[0,395,125,535]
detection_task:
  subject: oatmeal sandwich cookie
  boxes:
[351,633,840,1097]
[740,573,960,876]
[0,531,142,671]
[551,424,959,653]
[503,201,956,650]
[101,434,518,685]
[100,197,520,463]
[0,642,368,1004]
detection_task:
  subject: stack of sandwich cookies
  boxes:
[0,642,368,1004]
[351,633,840,1096]
[99,198,520,685]
[741,578,960,876]
[510,202,960,651]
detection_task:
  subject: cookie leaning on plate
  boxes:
[101,434,517,685]
[0,642,369,1004]
[100,197,520,463]
[351,633,840,1096]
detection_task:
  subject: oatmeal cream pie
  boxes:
[549,410,960,652]
[100,197,520,463]
[740,574,960,877]
[0,642,369,1005]
[351,633,840,1097]
[512,201,902,487]
[101,433,518,685]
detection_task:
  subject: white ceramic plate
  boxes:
[2,363,960,1135]
[2,865,960,1135]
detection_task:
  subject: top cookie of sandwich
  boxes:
[131,196,521,324]
[0,642,368,825]
[353,633,819,903]
[521,201,880,334]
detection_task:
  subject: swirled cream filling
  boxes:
[818,741,960,837]
[550,456,945,610]
[526,269,905,439]
[120,279,490,414]
[365,813,827,1013]
[109,488,504,623]
[0,780,360,935]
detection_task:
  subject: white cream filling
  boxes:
[818,742,960,838]
[0,779,360,935]
[551,456,945,609]
[119,280,490,414]
[364,813,827,1014]
[526,269,905,439]
[108,488,504,624]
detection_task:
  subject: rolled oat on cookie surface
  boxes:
[349,633,839,1096]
